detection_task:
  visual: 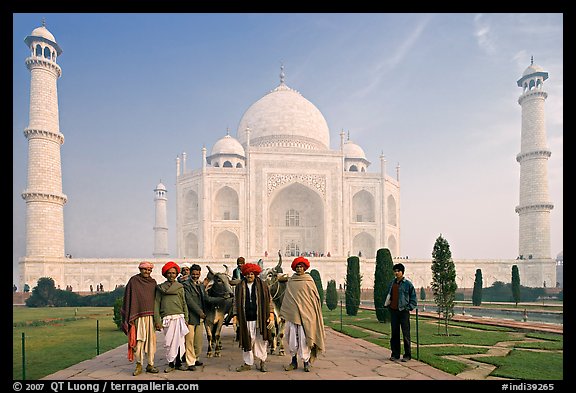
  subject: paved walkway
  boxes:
[40,314,561,381]
[41,325,459,381]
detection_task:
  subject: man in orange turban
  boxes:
[280,257,325,372]
[232,263,275,372]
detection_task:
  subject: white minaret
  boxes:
[153,181,169,258]
[22,21,67,258]
[515,58,554,260]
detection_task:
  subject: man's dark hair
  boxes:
[190,264,201,271]
[237,256,245,264]
[393,263,405,273]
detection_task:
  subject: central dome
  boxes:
[237,82,330,150]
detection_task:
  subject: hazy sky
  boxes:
[12,13,563,285]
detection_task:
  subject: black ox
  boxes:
[259,252,288,355]
[204,265,234,357]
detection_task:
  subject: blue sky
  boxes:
[12,13,563,285]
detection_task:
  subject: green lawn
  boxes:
[323,306,563,380]
[13,305,563,380]
[13,307,126,380]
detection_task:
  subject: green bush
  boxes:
[325,279,338,310]
[113,297,123,330]
[309,269,324,306]
[345,256,361,316]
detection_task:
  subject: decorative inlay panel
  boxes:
[267,173,326,197]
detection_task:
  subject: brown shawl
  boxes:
[234,277,273,352]
[121,273,157,335]
[280,273,326,360]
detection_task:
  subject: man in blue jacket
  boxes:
[385,263,417,362]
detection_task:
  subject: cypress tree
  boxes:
[420,286,426,301]
[345,256,361,316]
[325,279,338,310]
[374,248,393,322]
[309,269,325,306]
[472,269,483,306]
[512,265,521,306]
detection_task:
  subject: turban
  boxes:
[241,263,262,276]
[180,262,191,269]
[138,261,154,270]
[291,256,310,271]
[162,261,180,276]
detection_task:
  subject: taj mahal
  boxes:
[17,22,557,291]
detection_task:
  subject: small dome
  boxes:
[156,182,166,190]
[25,24,63,56]
[211,134,245,157]
[343,140,366,159]
[522,63,545,77]
[30,26,56,42]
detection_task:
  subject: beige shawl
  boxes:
[280,273,326,360]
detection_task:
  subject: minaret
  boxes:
[515,58,554,260]
[22,21,67,258]
[153,181,169,258]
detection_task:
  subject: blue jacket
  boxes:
[386,277,417,311]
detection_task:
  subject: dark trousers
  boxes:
[390,308,411,358]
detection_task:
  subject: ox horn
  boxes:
[224,264,230,276]
[206,265,215,279]
[275,252,283,270]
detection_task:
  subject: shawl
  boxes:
[121,273,157,335]
[280,273,326,360]
[234,277,273,352]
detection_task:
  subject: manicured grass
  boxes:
[13,307,126,380]
[13,305,563,380]
[322,306,563,380]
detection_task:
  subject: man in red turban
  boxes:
[280,257,325,372]
[121,262,159,376]
[154,261,189,373]
[232,263,275,372]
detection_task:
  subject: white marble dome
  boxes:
[343,140,366,159]
[156,182,166,190]
[237,82,330,150]
[522,63,544,76]
[30,26,57,42]
[211,134,245,157]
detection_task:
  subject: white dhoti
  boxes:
[162,314,189,363]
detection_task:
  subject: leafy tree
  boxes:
[472,269,483,306]
[430,234,458,336]
[309,269,325,306]
[345,256,361,316]
[374,248,393,322]
[420,287,426,301]
[25,277,59,307]
[325,279,338,310]
[512,265,521,306]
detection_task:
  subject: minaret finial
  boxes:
[531,56,534,65]
[42,18,46,27]
[280,62,285,84]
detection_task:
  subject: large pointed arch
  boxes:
[213,186,239,220]
[352,232,375,259]
[213,230,239,259]
[185,190,199,223]
[352,190,375,222]
[268,182,325,257]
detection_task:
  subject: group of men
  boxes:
[121,256,417,376]
[121,261,207,375]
